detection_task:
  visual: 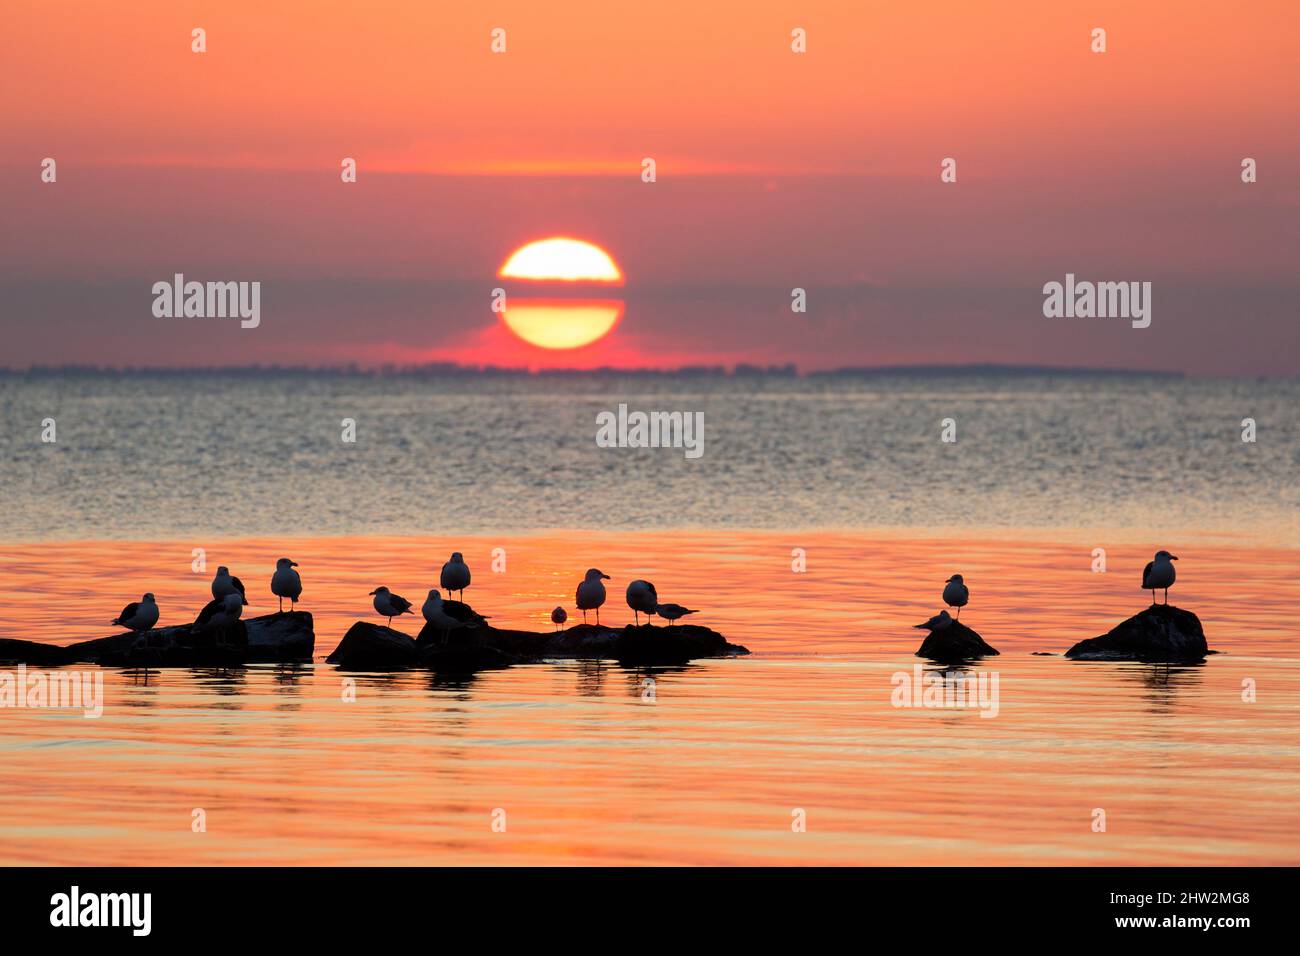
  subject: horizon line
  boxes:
[0,361,1208,379]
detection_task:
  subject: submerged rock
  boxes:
[915,621,1000,662]
[61,612,314,667]
[1065,605,1208,662]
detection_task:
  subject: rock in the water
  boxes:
[0,638,71,666]
[418,640,517,671]
[331,603,748,672]
[63,631,140,664]
[915,621,1000,662]
[613,623,746,666]
[326,622,419,670]
[62,612,314,667]
[1065,604,1208,662]
[245,611,315,662]
[546,623,622,658]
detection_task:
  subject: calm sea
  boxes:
[1,371,1296,540]
[1,372,1297,865]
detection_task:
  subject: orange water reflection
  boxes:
[1,531,1298,865]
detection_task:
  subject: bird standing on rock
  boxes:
[942,574,969,619]
[626,580,658,626]
[655,603,697,627]
[576,569,610,625]
[551,606,568,631]
[422,589,466,644]
[270,558,302,613]
[112,593,159,633]
[212,566,248,606]
[440,552,470,602]
[369,586,413,628]
[1142,550,1178,605]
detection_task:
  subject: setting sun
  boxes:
[497,237,625,350]
[499,237,623,284]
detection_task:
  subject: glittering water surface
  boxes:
[1,372,1297,540]
[1,531,1298,865]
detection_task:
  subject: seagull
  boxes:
[551,606,568,631]
[1142,550,1178,605]
[913,610,953,631]
[422,589,467,644]
[270,558,302,613]
[212,566,248,606]
[942,574,969,619]
[576,569,610,625]
[196,592,244,633]
[111,593,159,633]
[655,603,697,627]
[370,586,414,628]
[626,580,658,626]
[440,552,471,602]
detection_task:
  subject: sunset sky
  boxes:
[2,0,1297,372]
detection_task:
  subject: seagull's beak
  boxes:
[368,589,378,595]
[601,574,611,580]
[291,561,299,567]
[1171,556,1179,561]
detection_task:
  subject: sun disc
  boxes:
[499,237,623,283]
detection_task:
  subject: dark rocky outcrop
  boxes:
[245,612,316,662]
[418,640,517,672]
[326,606,748,672]
[326,622,420,670]
[915,621,1000,663]
[0,638,72,666]
[1065,605,1208,662]
[59,611,314,667]
[612,623,742,666]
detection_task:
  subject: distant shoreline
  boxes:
[0,362,1195,379]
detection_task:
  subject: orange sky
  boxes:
[2,1,1298,372]
[7,0,1297,174]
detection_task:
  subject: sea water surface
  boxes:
[1,370,1297,540]
[1,373,1298,865]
